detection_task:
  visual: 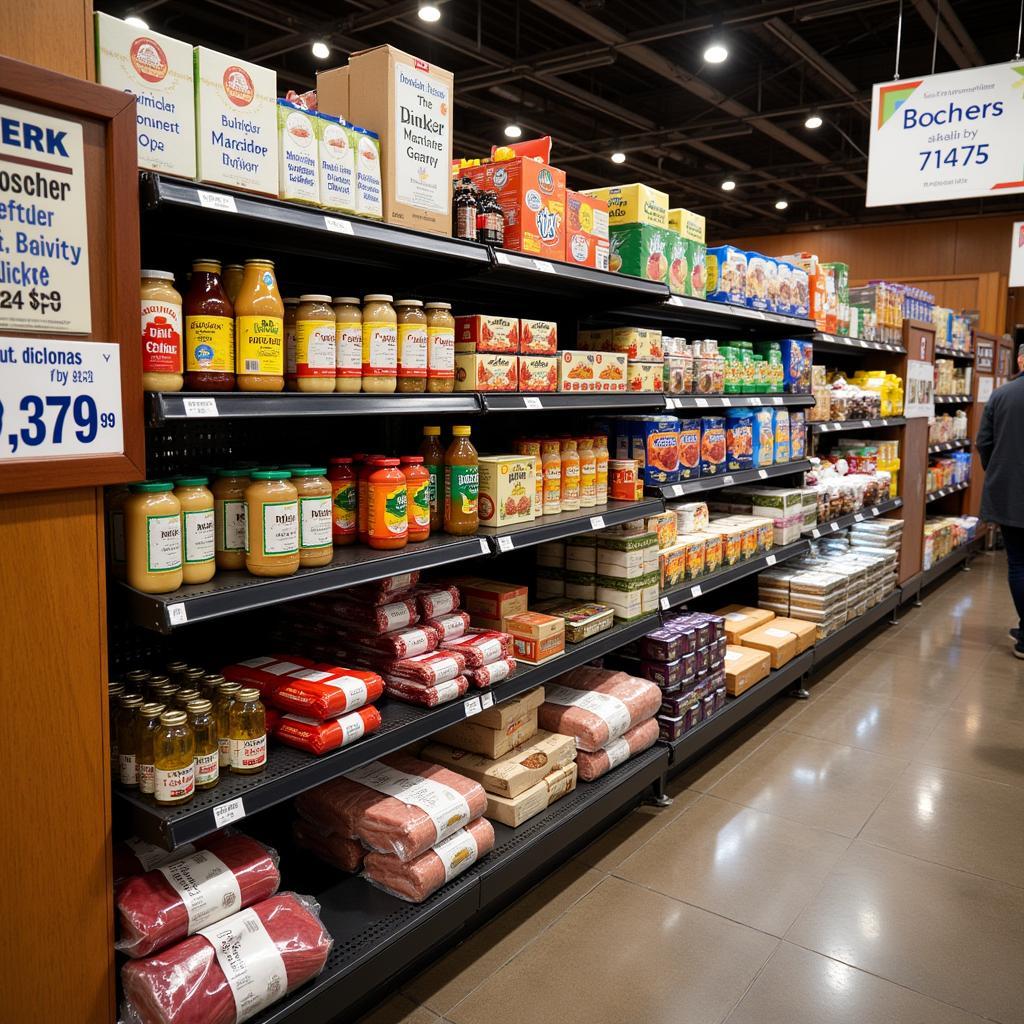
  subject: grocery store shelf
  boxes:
[666,394,815,412]
[811,589,900,662]
[480,392,666,413]
[481,498,663,552]
[918,538,982,589]
[667,651,814,767]
[809,416,906,434]
[805,497,903,539]
[604,294,816,338]
[928,439,971,455]
[925,480,969,503]
[812,331,906,355]
[660,539,810,609]
[652,460,812,499]
[934,394,972,404]
[934,347,974,361]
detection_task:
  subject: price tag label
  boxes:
[479,538,490,555]
[666,397,679,409]
[856,339,867,348]
[861,420,871,428]
[496,535,514,553]
[691,584,702,597]
[213,797,246,828]
[660,596,670,611]
[495,251,511,265]
[183,397,218,418]
[721,397,732,407]
[464,696,482,717]
[758,469,768,479]
[830,522,839,531]
[323,216,354,235]
[167,603,188,626]
[0,338,124,460]
[670,484,684,498]
[770,396,782,405]
[695,397,709,408]
[748,310,765,320]
[480,692,495,709]
[765,554,777,566]
[722,475,735,486]
[590,515,605,530]
[533,259,556,274]
[811,528,821,538]
[523,396,543,409]
[854,512,865,522]
[198,190,237,213]
[749,397,762,406]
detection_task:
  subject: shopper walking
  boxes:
[977,371,1024,657]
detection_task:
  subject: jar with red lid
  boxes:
[327,457,356,546]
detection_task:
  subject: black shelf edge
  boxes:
[927,439,971,455]
[925,480,969,503]
[809,417,907,434]
[665,393,814,411]
[660,539,810,609]
[810,589,900,663]
[603,295,816,337]
[804,497,903,539]
[652,460,812,499]
[934,395,972,404]
[934,347,974,362]
[481,498,664,552]
[480,392,667,413]
[919,539,981,589]
[812,331,906,355]
[114,615,660,849]
[667,651,814,767]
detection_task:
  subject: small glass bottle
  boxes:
[283,297,300,390]
[425,302,455,393]
[222,264,245,304]
[592,434,610,504]
[153,709,195,806]
[452,177,478,241]
[477,190,505,246]
[174,687,202,710]
[213,468,250,571]
[183,666,206,690]
[541,440,562,516]
[559,438,581,512]
[229,687,267,775]
[420,427,445,532]
[577,437,597,508]
[333,297,362,393]
[136,702,166,796]
[294,295,336,392]
[201,672,225,702]
[444,425,479,535]
[401,455,431,542]
[117,693,145,787]
[216,681,242,768]
[187,699,220,790]
[151,682,179,706]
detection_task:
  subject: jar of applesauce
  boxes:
[333,297,362,393]
[245,470,299,576]
[291,467,333,567]
[212,468,249,571]
[395,299,427,393]
[235,260,285,392]
[425,302,455,393]
[361,294,397,393]
[174,477,216,584]
[125,482,183,593]
[295,295,336,392]
[141,270,183,393]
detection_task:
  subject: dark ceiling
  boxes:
[100,0,1024,238]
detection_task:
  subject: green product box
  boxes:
[608,223,675,284]
[823,261,849,336]
[664,235,709,298]
[596,530,659,553]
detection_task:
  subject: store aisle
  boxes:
[361,551,1024,1024]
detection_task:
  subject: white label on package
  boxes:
[125,837,195,873]
[434,827,480,884]
[724,611,749,622]
[393,62,451,213]
[261,660,304,676]
[603,735,632,771]
[764,627,792,639]
[346,761,472,843]
[198,907,288,1024]
[158,850,242,933]
[431,678,461,702]
[543,684,632,746]
[381,603,415,630]
[724,650,743,662]
[316,673,371,707]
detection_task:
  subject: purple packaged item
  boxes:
[679,651,696,681]
[642,659,683,693]
[658,714,686,742]
[694,644,709,675]
[702,694,716,720]
[660,693,692,717]
[684,702,702,730]
[714,686,727,713]
[715,635,728,661]
[689,612,724,643]
[639,626,691,662]
[707,666,726,692]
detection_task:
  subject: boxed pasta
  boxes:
[486,761,578,826]
[724,645,771,695]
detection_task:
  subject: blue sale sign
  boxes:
[0,337,123,460]
[867,62,1024,207]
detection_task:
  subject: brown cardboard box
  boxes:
[767,616,817,654]
[485,761,578,827]
[474,686,545,730]
[345,44,453,235]
[504,612,565,664]
[740,624,798,669]
[454,577,529,623]
[714,604,776,642]
[420,729,576,798]
[316,65,349,118]
[723,645,771,696]
[436,709,537,759]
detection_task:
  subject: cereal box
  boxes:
[634,415,681,485]
[700,417,727,476]
[520,319,557,355]
[582,183,668,227]
[565,190,610,270]
[478,455,536,526]
[277,100,319,205]
[455,315,519,354]
[626,361,664,393]
[557,351,627,393]
[706,246,747,305]
[518,355,558,392]
[678,417,701,480]
[454,353,518,391]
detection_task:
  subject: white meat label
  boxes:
[476,659,513,685]
[421,590,457,617]
[339,710,367,745]
[125,836,194,873]
[158,849,242,932]
[432,678,461,702]
[300,496,333,548]
[389,629,434,658]
[321,674,369,709]
[381,602,415,631]
[543,684,632,746]
[602,736,632,771]
[238,656,275,668]
[198,907,288,1024]
[430,614,466,640]
[261,660,305,676]
[184,508,216,564]
[231,735,268,772]
[433,827,480,884]
[346,760,471,843]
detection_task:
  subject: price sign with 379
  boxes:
[0,337,123,459]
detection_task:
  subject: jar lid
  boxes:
[424,302,452,310]
[279,463,311,470]
[175,688,201,704]
[175,477,209,487]
[452,426,471,436]
[166,660,188,672]
[394,299,423,307]
[131,481,174,493]
[299,294,332,302]
[364,294,394,302]
[141,269,175,281]
[284,297,300,305]
[217,467,251,479]
[400,455,424,464]
[203,673,225,685]
[250,470,292,480]
[225,263,244,271]
[108,682,125,696]
[124,669,150,682]
[377,458,401,467]
[159,710,187,726]
[187,698,213,714]
[192,259,221,270]
[218,681,242,694]
[147,674,171,687]
[290,467,327,476]
[119,693,144,707]
[328,456,353,466]
[237,687,262,702]
[140,703,166,718]
[245,258,275,267]
[422,426,441,436]
[332,296,360,304]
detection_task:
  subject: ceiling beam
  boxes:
[910,0,976,68]
[936,0,985,66]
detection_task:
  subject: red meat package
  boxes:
[313,595,419,634]
[269,666,383,720]
[416,585,460,618]
[439,630,513,668]
[343,572,420,605]
[384,649,467,685]
[424,611,471,642]
[363,816,494,903]
[223,654,318,700]
[464,656,517,689]
[114,837,201,890]
[121,893,332,1024]
[274,705,382,756]
[576,717,660,781]
[357,624,439,659]
[116,833,281,959]
[293,818,365,872]
[384,673,469,707]
[538,666,661,752]
[294,753,488,862]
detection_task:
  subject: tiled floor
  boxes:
[360,551,1024,1024]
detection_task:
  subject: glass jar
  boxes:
[216,681,242,768]
[235,259,285,392]
[116,693,145,787]
[516,440,544,516]
[295,295,336,392]
[576,437,596,508]
[187,698,219,790]
[184,259,235,391]
[174,688,202,710]
[153,709,195,806]
[223,264,244,304]
[245,471,299,576]
[333,296,362,393]
[125,483,182,593]
[108,682,124,775]
[395,299,428,393]
[283,297,299,390]
[401,456,431,542]
[212,468,249,571]
[123,668,150,691]
[357,456,385,545]
[367,458,408,550]
[141,270,183,392]
[327,458,357,546]
[166,660,189,685]
[452,177,478,241]
[174,477,215,585]
[541,440,562,516]
[201,672,225,702]
[444,425,479,535]
[425,302,455,393]
[592,435,609,504]
[559,438,581,512]
[229,687,267,775]
[420,427,445,532]
[183,665,206,691]
[291,467,333,567]
[361,294,397,393]
[136,702,165,796]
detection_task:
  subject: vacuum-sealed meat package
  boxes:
[116,833,281,958]
[575,717,660,781]
[114,838,198,890]
[384,673,469,707]
[121,893,332,1024]
[269,666,383,720]
[273,706,382,755]
[424,611,471,642]
[384,649,467,686]
[313,596,419,634]
[416,585,461,619]
[439,630,513,668]
[357,625,439,659]
[464,656,516,689]
[293,818,365,872]
[222,655,318,700]
[343,573,420,605]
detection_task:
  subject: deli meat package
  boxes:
[575,717,660,782]
[116,833,282,959]
[311,595,419,634]
[439,630,513,668]
[424,610,471,642]
[464,656,517,689]
[416,585,461,619]
[384,673,469,707]
[121,893,332,1024]
[292,818,365,872]
[538,666,661,752]
[295,753,488,862]
[273,706,383,756]
[383,649,467,686]
[343,572,420,605]
[114,837,204,891]
[363,817,495,903]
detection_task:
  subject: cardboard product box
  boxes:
[455,577,529,622]
[715,604,776,642]
[504,611,566,664]
[343,45,454,235]
[475,686,546,729]
[557,351,627,393]
[94,12,196,178]
[536,541,565,568]
[518,355,559,392]
[478,455,536,527]
[645,511,678,550]
[535,573,565,600]
[608,327,663,361]
[564,570,596,601]
[575,328,612,351]
[277,100,319,205]
[724,645,771,696]
[316,64,349,118]
[565,189,610,270]
[519,319,558,355]
[766,617,816,654]
[194,47,278,196]
[455,315,519,354]
[486,761,578,827]
[437,709,538,759]
[608,223,674,284]
[582,183,668,227]
[626,361,664,394]
[740,624,798,669]
[532,599,615,642]
[455,352,518,391]
[668,207,706,243]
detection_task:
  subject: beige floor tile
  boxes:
[668,715,779,794]
[723,941,989,1024]
[870,632,992,672]
[861,763,1024,886]
[827,652,965,706]
[708,731,906,837]
[915,706,1024,789]
[401,860,605,1015]
[787,842,1024,1023]
[446,876,778,1024]
[952,672,1024,723]
[357,994,440,1024]
[615,795,849,936]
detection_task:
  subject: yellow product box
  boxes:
[625,361,664,394]
[607,327,663,361]
[678,532,707,581]
[478,455,536,527]
[455,353,518,391]
[518,355,558,392]
[645,511,678,550]
[698,532,723,574]
[519,319,558,355]
[667,207,706,243]
[581,183,668,227]
[557,350,627,393]
[660,542,687,588]
[504,611,566,664]
[576,328,612,351]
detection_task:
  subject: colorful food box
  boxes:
[608,459,641,501]
[698,532,723,575]
[667,207,706,243]
[628,415,681,485]
[316,112,354,213]
[627,361,664,393]
[780,338,811,394]
[454,353,518,391]
[454,577,529,626]
[705,245,747,305]
[608,223,674,284]
[532,599,615,642]
[610,327,663,361]
[455,315,519,354]
[277,100,319,205]
[645,511,678,550]
[518,355,558,392]
[478,455,536,527]
[725,409,754,472]
[773,408,791,464]
[700,417,726,476]
[557,351,627,393]
[678,418,701,480]
[504,611,566,664]
[519,319,557,355]
[752,409,775,467]
[565,190,610,270]
[745,253,773,312]
[583,183,669,227]
[678,533,707,581]
[660,543,687,588]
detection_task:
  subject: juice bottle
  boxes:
[366,458,408,550]
[401,456,431,542]
[357,456,385,545]
[592,434,609,503]
[541,440,562,516]
[235,260,285,392]
[576,437,596,508]
[184,260,235,391]
[420,426,445,532]
[559,438,581,512]
[327,457,356,545]
[444,426,479,535]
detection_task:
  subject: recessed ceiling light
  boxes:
[311,41,330,60]
[703,42,728,64]
[504,123,523,139]
[721,179,736,191]
[775,199,789,210]
[418,3,442,21]
[610,151,626,164]
[804,113,824,129]
[124,15,148,29]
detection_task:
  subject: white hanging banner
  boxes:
[1010,221,1024,288]
[867,62,1024,207]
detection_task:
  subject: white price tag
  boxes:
[198,190,237,213]
[323,216,354,235]
[750,397,762,406]
[660,595,670,611]
[479,538,490,554]
[183,397,218,418]
[691,584,702,597]
[167,603,188,626]
[495,251,512,265]
[695,397,709,408]
[811,528,821,538]
[480,692,495,709]
[213,797,246,828]
[0,338,124,460]
[721,397,731,406]
[497,535,514,553]
[770,396,782,405]
[857,339,867,348]
[722,475,735,486]
[533,259,556,274]
[590,515,605,529]
[670,484,684,498]
[748,310,765,320]
[830,522,839,532]
[758,469,768,479]
[855,512,865,522]
[464,696,482,717]
[666,397,679,409]
[523,396,543,409]
[861,420,871,428]
[765,554,777,566]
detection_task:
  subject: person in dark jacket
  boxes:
[977,372,1024,657]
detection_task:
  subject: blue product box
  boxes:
[634,415,681,485]
[791,265,810,319]
[700,416,726,476]
[725,408,754,472]
[752,408,775,467]
[776,261,796,316]
[780,338,811,394]
[790,411,806,460]
[773,408,791,465]
[746,252,771,311]
[678,417,701,479]
[706,245,748,305]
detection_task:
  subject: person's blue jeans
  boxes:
[1000,525,1024,636]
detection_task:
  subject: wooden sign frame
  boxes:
[0,55,144,493]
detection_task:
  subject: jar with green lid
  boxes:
[187,699,220,790]
[229,687,267,775]
[153,710,195,806]
[212,468,250,571]
[217,681,242,768]
[290,468,333,567]
[125,482,182,593]
[245,470,299,577]
[175,477,216,585]
[136,702,166,796]
[117,693,145,787]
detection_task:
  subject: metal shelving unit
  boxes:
[811,589,900,662]
[934,394,972,405]
[925,480,969,503]
[480,392,666,413]
[928,439,971,455]
[809,416,906,434]
[812,331,906,355]
[805,497,902,539]
[665,393,814,412]
[602,294,816,338]
[652,459,812,500]
[934,347,974,361]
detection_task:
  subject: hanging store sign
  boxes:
[867,62,1024,207]
[1011,221,1024,288]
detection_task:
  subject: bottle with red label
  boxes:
[141,270,183,392]
[452,177,478,242]
[476,190,505,247]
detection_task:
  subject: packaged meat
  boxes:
[222,654,318,700]
[313,596,419,634]
[114,837,198,889]
[116,833,281,959]
[343,573,420,604]
[424,611,471,642]
[440,630,513,668]
[269,667,384,720]
[538,666,661,752]
[575,717,660,781]
[273,706,382,755]
[416,585,461,618]
[358,625,439,659]
[295,753,488,861]
[121,892,332,1024]
[292,818,365,872]
[384,674,469,707]
[385,649,467,685]
[363,817,495,903]
[464,656,517,689]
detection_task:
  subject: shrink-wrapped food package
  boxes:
[293,818,366,872]
[273,705,382,755]
[575,717,660,781]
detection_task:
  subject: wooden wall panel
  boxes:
[0,0,94,78]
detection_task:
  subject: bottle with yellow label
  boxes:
[576,437,597,508]
[559,438,581,511]
[184,260,235,391]
[235,259,285,392]
[295,295,336,392]
[517,440,544,515]
[367,458,408,550]
[592,434,610,503]
[541,440,562,516]
[187,698,219,790]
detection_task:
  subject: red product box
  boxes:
[519,319,557,355]
[565,190,610,271]
[518,354,558,392]
[454,314,519,354]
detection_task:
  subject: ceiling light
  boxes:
[311,41,330,60]
[775,199,789,210]
[418,3,442,22]
[610,151,626,164]
[721,179,736,191]
[804,113,824,129]
[703,42,729,64]
[124,15,148,29]
[504,123,523,139]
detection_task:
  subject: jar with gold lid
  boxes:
[229,687,267,775]
[153,710,195,806]
[136,703,166,796]
[187,699,219,790]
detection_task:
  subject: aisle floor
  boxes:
[361,552,1024,1024]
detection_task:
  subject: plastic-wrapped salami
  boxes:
[424,611,471,643]
[293,819,365,872]
[416,585,460,619]
[384,673,469,707]
[121,893,332,1024]
[464,656,516,689]
[222,654,318,700]
[342,572,420,604]
[268,666,383,720]
[313,596,419,634]
[363,817,494,903]
[439,630,512,668]
[357,624,439,659]
[575,717,660,781]
[114,837,198,890]
[384,649,467,685]
[273,706,382,755]
[294,753,488,861]
[116,833,281,958]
